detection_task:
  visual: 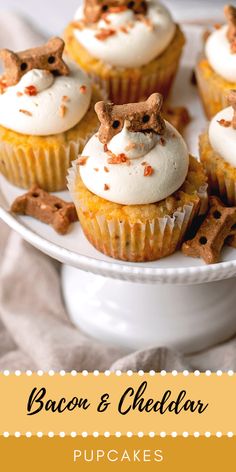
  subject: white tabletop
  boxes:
[1,0,226,36]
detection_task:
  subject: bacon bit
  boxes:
[80,85,87,94]
[94,168,99,172]
[0,78,8,94]
[137,14,154,31]
[19,109,32,116]
[217,119,231,127]
[78,156,88,166]
[59,104,67,117]
[109,6,127,13]
[159,137,166,146]
[104,184,110,191]
[107,153,128,164]
[141,161,147,166]
[104,143,108,152]
[104,166,109,173]
[214,23,222,30]
[24,85,38,96]
[17,91,23,97]
[144,165,154,177]
[120,25,129,34]
[62,95,69,102]
[95,28,116,41]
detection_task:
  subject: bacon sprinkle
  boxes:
[0,78,8,94]
[104,184,110,191]
[104,166,109,172]
[24,85,38,96]
[159,137,166,146]
[217,119,231,127]
[59,104,67,117]
[19,109,32,116]
[107,153,129,164]
[95,28,116,41]
[80,85,87,94]
[17,91,23,97]
[78,156,88,166]
[144,165,154,177]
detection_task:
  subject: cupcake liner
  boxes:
[196,57,235,119]
[200,132,236,206]
[65,24,185,104]
[0,139,82,192]
[91,53,182,105]
[0,86,102,192]
[67,162,202,262]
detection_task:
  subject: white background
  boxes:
[0,0,226,36]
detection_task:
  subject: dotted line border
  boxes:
[0,432,234,438]
[0,370,235,376]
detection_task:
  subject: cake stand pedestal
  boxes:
[62,265,236,354]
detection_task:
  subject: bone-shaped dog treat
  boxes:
[182,196,236,264]
[84,0,147,24]
[224,5,236,52]
[95,93,166,144]
[11,187,78,235]
[228,89,236,128]
[0,37,69,86]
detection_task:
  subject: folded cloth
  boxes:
[1,10,236,372]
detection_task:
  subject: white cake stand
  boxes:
[1,25,236,355]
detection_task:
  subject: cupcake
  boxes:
[196,5,236,119]
[200,90,236,205]
[64,0,185,105]
[0,37,101,191]
[68,93,208,262]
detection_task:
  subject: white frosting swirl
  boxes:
[79,122,189,205]
[0,63,92,136]
[205,25,236,82]
[209,106,236,167]
[73,1,176,68]
[109,123,159,159]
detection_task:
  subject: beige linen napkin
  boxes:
[1,11,236,372]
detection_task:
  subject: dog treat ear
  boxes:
[11,186,78,235]
[225,4,236,52]
[83,0,147,24]
[95,93,166,144]
[228,89,236,129]
[0,37,69,86]
[182,196,236,264]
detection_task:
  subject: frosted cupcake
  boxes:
[196,5,236,119]
[68,94,208,262]
[200,90,236,205]
[64,0,185,104]
[0,37,101,191]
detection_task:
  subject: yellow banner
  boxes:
[0,373,235,435]
[0,437,235,471]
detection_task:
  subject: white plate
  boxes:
[1,25,236,285]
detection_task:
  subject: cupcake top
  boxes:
[72,0,176,68]
[0,37,92,136]
[205,5,236,82]
[78,93,189,205]
[209,90,236,167]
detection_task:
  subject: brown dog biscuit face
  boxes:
[11,187,78,235]
[0,37,69,86]
[84,0,147,24]
[228,89,236,129]
[95,93,166,144]
[182,196,236,264]
[225,5,236,52]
